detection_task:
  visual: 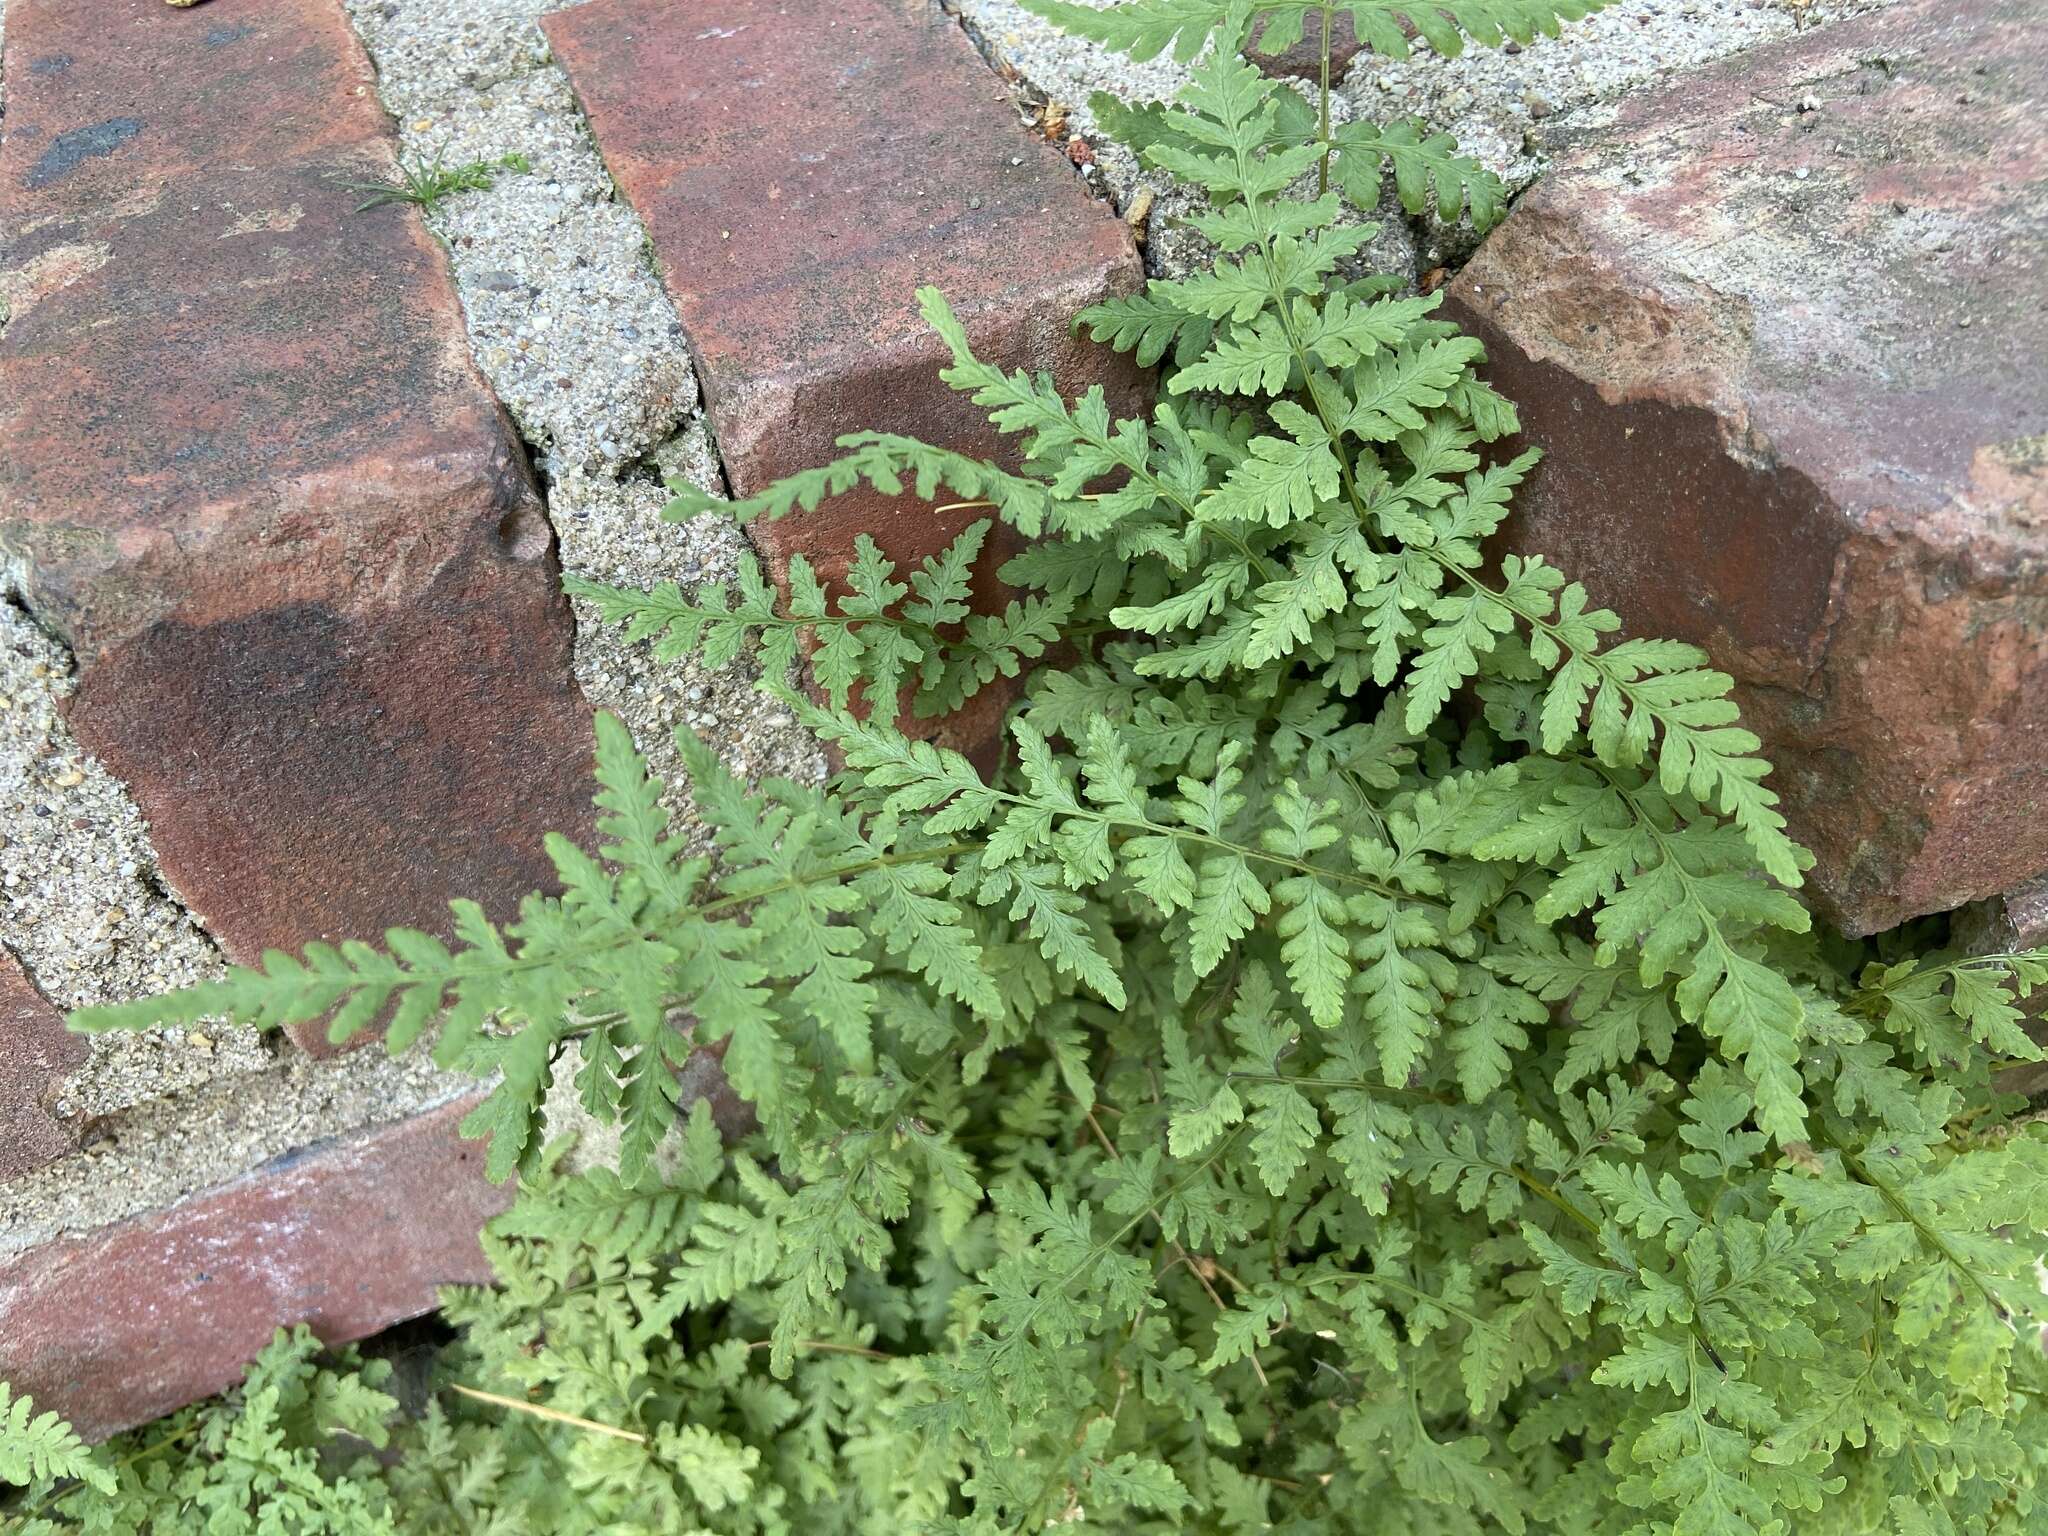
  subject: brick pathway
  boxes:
[0,0,579,1434]
[0,0,596,1050]
[0,0,1157,1436]
[545,0,1150,754]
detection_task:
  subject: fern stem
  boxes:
[1847,951,2041,1017]
[1228,115,1372,515]
[1354,1269,1490,1330]
[1002,1127,1248,1360]
[696,840,982,922]
[446,1384,647,1443]
[742,1339,893,1360]
[1505,1162,1599,1237]
[1315,3,1335,199]
[976,783,1443,909]
[1506,1161,1730,1373]
[1595,767,1757,975]
[1225,1069,1444,1103]
[322,842,985,1055]
[1442,561,1779,877]
[1086,1104,1267,1385]
[1052,396,1284,582]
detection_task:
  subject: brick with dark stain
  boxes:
[0,0,596,1052]
[24,117,142,189]
[0,1095,510,1441]
[1447,0,2048,934]
[544,0,1151,760]
[0,947,88,1185]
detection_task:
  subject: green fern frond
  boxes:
[0,1383,110,1494]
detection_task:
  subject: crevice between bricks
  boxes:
[0,569,232,978]
[325,0,827,1177]
[0,530,265,1127]
[337,0,824,838]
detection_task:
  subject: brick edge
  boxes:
[0,1094,509,1441]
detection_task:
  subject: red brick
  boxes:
[0,0,596,1052]
[544,0,1150,755]
[2008,882,2048,953]
[0,1095,510,1441]
[0,949,87,1185]
[1247,9,1363,83]
[1964,876,2048,957]
[1446,0,2048,935]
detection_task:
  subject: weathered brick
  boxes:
[0,1094,509,1441]
[544,0,1149,755]
[2007,882,2048,953]
[1446,0,2048,935]
[0,948,87,1185]
[1247,9,1363,82]
[0,0,595,1052]
[1960,875,2048,956]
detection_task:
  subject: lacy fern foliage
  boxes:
[57,10,2048,1536]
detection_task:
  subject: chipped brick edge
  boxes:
[0,1094,508,1441]
[0,947,89,1184]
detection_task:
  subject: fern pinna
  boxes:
[52,3,2048,1533]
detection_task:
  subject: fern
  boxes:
[1018,0,1606,65]
[568,521,1063,723]
[3,1331,397,1531]
[0,1388,106,1496]
[57,13,2048,1536]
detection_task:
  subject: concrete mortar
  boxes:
[339,0,826,802]
[952,0,1900,277]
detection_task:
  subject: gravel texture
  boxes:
[340,0,825,803]
[551,459,827,835]
[0,601,265,1118]
[0,1044,472,1260]
[953,0,1898,275]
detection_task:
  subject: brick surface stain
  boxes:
[26,117,143,189]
